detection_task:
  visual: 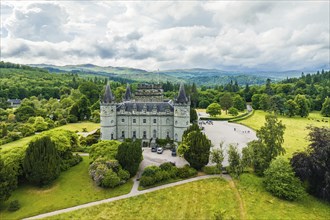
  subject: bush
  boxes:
[159,162,175,171]
[202,166,222,174]
[8,200,20,212]
[140,176,156,187]
[177,165,197,178]
[142,166,161,177]
[264,158,305,201]
[118,169,130,181]
[101,170,121,188]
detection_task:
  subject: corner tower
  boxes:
[100,83,117,140]
[173,83,190,142]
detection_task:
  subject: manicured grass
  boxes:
[197,108,247,119]
[0,156,133,220]
[238,110,329,157]
[0,122,100,150]
[235,173,330,219]
[50,178,239,220]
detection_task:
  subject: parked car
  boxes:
[171,148,177,157]
[157,147,163,154]
[151,146,157,152]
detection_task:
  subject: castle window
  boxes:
[143,131,147,139]
[121,131,125,139]
[143,119,146,123]
[175,133,178,141]
[111,133,114,140]
[153,119,156,123]
[153,129,157,138]
[186,121,189,125]
[133,119,136,123]
[166,118,170,124]
[133,131,136,138]
[122,118,125,123]
[167,131,170,139]
[175,121,178,125]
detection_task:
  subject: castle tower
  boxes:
[124,83,132,101]
[100,83,117,140]
[173,83,190,142]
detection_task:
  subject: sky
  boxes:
[1,1,329,72]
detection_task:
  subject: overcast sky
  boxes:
[1,1,329,72]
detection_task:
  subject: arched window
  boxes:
[143,131,147,139]
[111,133,114,140]
[175,133,178,141]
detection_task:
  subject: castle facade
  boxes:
[100,83,190,143]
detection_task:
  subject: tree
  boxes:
[89,140,121,161]
[227,144,243,178]
[211,143,225,172]
[285,99,298,117]
[259,94,271,111]
[251,94,261,110]
[198,99,210,108]
[228,107,239,116]
[290,126,330,202]
[294,94,310,117]
[219,93,233,114]
[270,95,285,115]
[33,116,48,132]
[321,96,330,117]
[0,157,16,203]
[2,123,8,137]
[233,95,246,111]
[191,83,199,108]
[23,136,61,186]
[183,129,211,170]
[264,158,305,201]
[265,78,274,95]
[76,96,91,120]
[245,115,286,175]
[206,103,221,117]
[116,139,143,176]
[15,105,36,122]
[190,108,198,123]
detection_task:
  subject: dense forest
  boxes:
[0,61,329,145]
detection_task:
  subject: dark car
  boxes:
[151,146,157,152]
[171,148,177,157]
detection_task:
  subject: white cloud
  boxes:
[0,1,329,72]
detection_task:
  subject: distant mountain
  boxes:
[27,64,310,86]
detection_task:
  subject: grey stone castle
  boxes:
[100,83,190,144]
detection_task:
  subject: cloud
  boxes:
[0,1,329,72]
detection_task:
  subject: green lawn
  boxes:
[238,110,329,157]
[50,178,240,220]
[0,156,133,220]
[0,122,100,150]
[235,173,330,220]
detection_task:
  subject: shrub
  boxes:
[101,170,121,188]
[159,162,175,171]
[8,200,20,212]
[118,169,130,181]
[264,158,305,201]
[140,176,155,187]
[142,166,161,177]
[202,166,221,175]
[177,165,197,178]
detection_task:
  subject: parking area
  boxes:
[139,148,189,172]
[202,120,257,166]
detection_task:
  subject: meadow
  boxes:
[238,110,329,157]
[0,156,133,220]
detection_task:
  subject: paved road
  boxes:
[24,174,228,219]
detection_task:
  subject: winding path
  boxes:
[24,174,234,219]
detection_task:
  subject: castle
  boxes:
[100,83,190,144]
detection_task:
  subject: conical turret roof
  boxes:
[124,83,131,101]
[103,83,115,103]
[176,82,188,103]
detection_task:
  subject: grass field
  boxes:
[0,121,100,150]
[0,156,133,220]
[50,178,240,220]
[196,108,247,119]
[238,110,329,157]
[236,173,330,219]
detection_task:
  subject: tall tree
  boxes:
[265,78,274,95]
[321,96,330,117]
[116,139,143,176]
[285,99,298,117]
[0,157,16,203]
[219,93,233,114]
[190,83,199,108]
[291,126,330,202]
[211,143,225,172]
[23,136,61,186]
[206,103,221,117]
[233,95,246,111]
[294,94,310,117]
[227,144,243,178]
[244,115,286,175]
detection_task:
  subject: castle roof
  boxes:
[176,83,189,104]
[117,101,174,113]
[102,84,115,103]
